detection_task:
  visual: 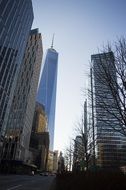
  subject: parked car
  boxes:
[39,172,48,176]
[44,172,48,176]
[39,172,44,176]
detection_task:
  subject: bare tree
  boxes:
[73,109,92,171]
[64,99,95,171]
[64,141,73,171]
[90,38,126,136]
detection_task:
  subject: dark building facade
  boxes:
[30,102,49,171]
[30,132,49,171]
[0,0,34,141]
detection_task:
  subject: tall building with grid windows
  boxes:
[0,0,34,140]
[37,44,58,150]
[89,52,126,169]
[73,135,84,171]
[2,29,43,161]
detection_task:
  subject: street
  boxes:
[0,174,55,190]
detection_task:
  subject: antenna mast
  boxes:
[51,33,55,49]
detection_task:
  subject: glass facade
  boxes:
[0,0,34,138]
[37,48,58,150]
[89,52,126,169]
[2,29,43,161]
[32,102,47,134]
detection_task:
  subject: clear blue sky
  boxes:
[32,0,126,152]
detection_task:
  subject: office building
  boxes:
[32,102,48,133]
[58,152,65,173]
[0,0,34,140]
[37,40,58,150]
[73,135,84,171]
[2,29,43,162]
[30,132,49,171]
[89,52,126,169]
[47,150,54,172]
[30,102,49,170]
[53,150,58,172]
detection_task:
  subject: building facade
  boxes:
[73,135,84,171]
[2,29,43,162]
[30,101,49,170]
[0,0,34,140]
[89,52,126,169]
[30,132,49,171]
[32,102,48,134]
[58,152,65,173]
[53,150,58,172]
[47,150,54,172]
[37,45,58,150]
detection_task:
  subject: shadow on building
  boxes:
[29,102,49,171]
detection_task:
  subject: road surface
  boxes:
[0,174,55,190]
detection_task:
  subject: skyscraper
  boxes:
[0,0,34,139]
[3,29,43,161]
[31,102,48,134]
[89,52,126,169]
[73,135,84,171]
[30,102,49,171]
[37,40,58,150]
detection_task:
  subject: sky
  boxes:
[32,0,126,152]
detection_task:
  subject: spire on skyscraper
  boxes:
[51,33,55,49]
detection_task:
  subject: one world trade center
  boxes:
[37,38,58,150]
